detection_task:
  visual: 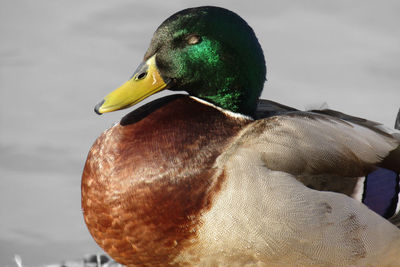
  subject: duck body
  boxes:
[83,96,400,266]
[82,6,400,266]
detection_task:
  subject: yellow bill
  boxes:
[94,55,168,114]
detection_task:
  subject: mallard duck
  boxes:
[82,6,400,266]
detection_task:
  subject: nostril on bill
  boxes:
[136,72,147,80]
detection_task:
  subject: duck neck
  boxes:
[195,86,257,116]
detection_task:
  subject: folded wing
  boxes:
[247,110,400,225]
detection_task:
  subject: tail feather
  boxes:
[359,108,400,227]
[389,108,400,227]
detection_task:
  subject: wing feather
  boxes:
[243,113,399,177]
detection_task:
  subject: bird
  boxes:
[82,6,400,266]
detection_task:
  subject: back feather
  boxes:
[255,100,400,227]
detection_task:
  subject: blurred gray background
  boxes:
[1,0,399,265]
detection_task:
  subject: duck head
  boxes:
[95,6,266,116]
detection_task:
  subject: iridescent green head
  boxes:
[148,6,266,115]
[95,6,266,117]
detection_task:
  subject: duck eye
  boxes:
[186,34,202,45]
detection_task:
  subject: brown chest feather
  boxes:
[81,96,249,265]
